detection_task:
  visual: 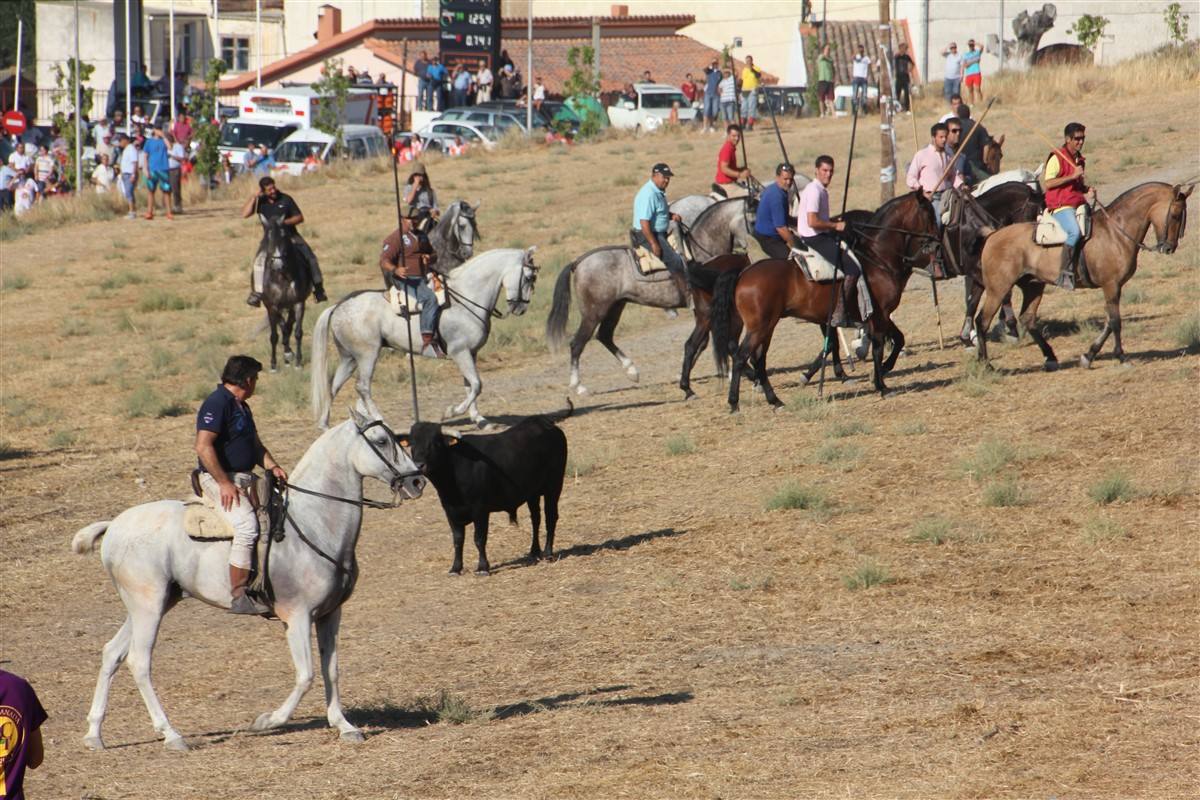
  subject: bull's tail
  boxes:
[545,258,579,351]
[72,521,110,554]
[710,267,743,364]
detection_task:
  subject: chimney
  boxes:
[317,5,342,42]
[610,5,629,17]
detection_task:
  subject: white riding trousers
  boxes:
[198,471,260,568]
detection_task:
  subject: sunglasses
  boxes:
[1072,136,1086,142]
[948,129,962,133]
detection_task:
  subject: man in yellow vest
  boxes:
[740,55,763,131]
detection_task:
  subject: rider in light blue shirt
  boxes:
[631,162,689,304]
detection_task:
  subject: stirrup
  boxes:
[246,292,262,307]
[313,285,328,302]
[229,593,271,615]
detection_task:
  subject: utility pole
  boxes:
[526,0,533,136]
[878,0,895,202]
[998,0,1006,72]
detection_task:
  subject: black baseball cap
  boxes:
[652,162,674,177]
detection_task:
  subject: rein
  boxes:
[1092,191,1183,254]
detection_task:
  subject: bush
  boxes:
[124,386,188,419]
[664,434,695,456]
[909,517,957,545]
[842,560,892,591]
[1175,312,1200,353]
[1089,471,1136,505]
[137,290,194,312]
[2,274,30,290]
[983,477,1027,507]
[958,438,1018,482]
[764,482,828,512]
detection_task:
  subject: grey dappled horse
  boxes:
[427,200,481,272]
[73,409,426,751]
[546,196,754,396]
[312,248,538,428]
[259,217,310,372]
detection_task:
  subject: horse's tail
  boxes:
[310,304,337,429]
[545,258,578,351]
[710,267,743,364]
[72,521,110,554]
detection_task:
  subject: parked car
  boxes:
[415,120,501,152]
[606,83,696,131]
[473,99,584,135]
[272,125,389,176]
[434,106,543,135]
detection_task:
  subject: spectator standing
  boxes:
[96,131,114,163]
[0,669,48,800]
[499,49,515,72]
[681,72,697,106]
[702,58,721,132]
[111,108,126,134]
[816,44,836,118]
[166,131,186,214]
[939,92,963,123]
[252,144,275,177]
[894,42,915,112]
[476,64,494,103]
[131,103,147,128]
[851,45,871,113]
[532,77,546,111]
[243,144,263,175]
[739,55,762,130]
[962,38,984,103]
[92,152,115,194]
[221,152,234,184]
[117,132,139,218]
[171,114,193,149]
[447,135,467,157]
[33,145,56,194]
[7,142,32,173]
[93,117,113,156]
[451,64,471,107]
[718,68,737,123]
[142,126,172,220]
[427,57,448,111]
[414,50,431,110]
[12,167,39,216]
[639,70,654,84]
[941,42,963,101]
[0,162,15,210]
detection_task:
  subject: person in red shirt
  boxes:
[681,73,697,104]
[712,123,753,197]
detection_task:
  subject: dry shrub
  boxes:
[987,46,1199,106]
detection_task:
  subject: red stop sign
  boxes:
[2,110,27,136]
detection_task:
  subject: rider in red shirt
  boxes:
[713,123,753,197]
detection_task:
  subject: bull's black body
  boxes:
[407,416,568,575]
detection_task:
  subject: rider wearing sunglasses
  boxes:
[1042,122,1096,290]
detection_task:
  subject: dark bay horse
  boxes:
[546,196,753,396]
[712,191,941,410]
[975,181,1192,369]
[260,218,310,371]
[678,252,751,399]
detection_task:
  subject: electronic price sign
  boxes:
[438,0,501,71]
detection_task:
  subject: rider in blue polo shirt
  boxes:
[195,355,288,615]
[631,162,689,304]
[752,162,799,259]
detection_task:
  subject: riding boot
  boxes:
[829,276,856,328]
[1056,243,1076,291]
[313,285,328,303]
[229,565,269,615]
[246,292,262,307]
[671,271,693,310]
[421,332,446,359]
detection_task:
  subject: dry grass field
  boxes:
[3,52,1199,799]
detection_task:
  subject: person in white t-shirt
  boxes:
[12,168,39,216]
[532,78,546,111]
[7,143,33,173]
[476,65,494,103]
[91,153,115,194]
[117,133,140,218]
[941,42,963,101]
[851,45,871,113]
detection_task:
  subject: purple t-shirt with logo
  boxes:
[0,670,48,800]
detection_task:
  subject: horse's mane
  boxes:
[1106,181,1173,209]
[868,191,926,225]
[691,196,745,229]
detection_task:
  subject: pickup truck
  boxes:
[606,83,697,132]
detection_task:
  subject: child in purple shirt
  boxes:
[0,669,47,800]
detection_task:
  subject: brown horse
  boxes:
[975,181,1192,369]
[711,191,941,410]
[679,252,751,399]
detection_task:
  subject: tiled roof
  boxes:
[366,37,775,96]
[802,19,918,85]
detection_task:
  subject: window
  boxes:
[222,36,250,72]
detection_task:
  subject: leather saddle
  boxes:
[387,273,449,316]
[630,228,692,276]
[1034,206,1091,246]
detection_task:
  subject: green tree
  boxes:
[1067,14,1111,51]
[562,46,602,138]
[187,58,228,191]
[0,0,36,71]
[1164,2,1191,46]
[311,58,350,151]
[51,58,96,188]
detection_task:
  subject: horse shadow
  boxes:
[445,398,672,429]
[492,528,687,572]
[491,685,693,720]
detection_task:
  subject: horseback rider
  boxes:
[242,176,327,306]
[631,162,689,304]
[1042,122,1094,291]
[380,220,444,358]
[906,122,963,227]
[797,155,859,328]
[404,163,439,235]
[713,123,754,198]
[751,162,798,259]
[194,355,288,615]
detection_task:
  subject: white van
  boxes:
[219,87,378,167]
[272,125,390,176]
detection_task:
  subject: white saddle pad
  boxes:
[1035,206,1091,246]
[790,241,861,283]
[183,500,235,539]
[387,275,449,315]
[972,168,1039,197]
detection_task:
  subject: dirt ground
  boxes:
[2,69,1199,799]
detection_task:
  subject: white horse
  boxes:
[311,247,538,429]
[71,409,426,751]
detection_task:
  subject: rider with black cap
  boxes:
[631,162,689,303]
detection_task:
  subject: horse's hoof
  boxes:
[340,729,366,744]
[283,352,294,365]
[770,402,786,412]
[163,734,190,752]
[540,551,557,563]
[251,712,277,731]
[729,405,739,414]
[1044,360,1059,372]
[575,385,590,396]
[448,567,463,576]
[83,734,105,752]
[682,389,697,401]
[626,366,640,383]
[269,367,278,374]
[1080,354,1093,369]
[1003,334,1020,344]
[1117,358,1134,369]
[475,568,491,576]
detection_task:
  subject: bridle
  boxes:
[1094,188,1189,254]
[846,199,943,273]
[440,257,536,325]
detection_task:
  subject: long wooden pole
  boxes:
[74,0,82,192]
[392,39,420,422]
[878,0,895,203]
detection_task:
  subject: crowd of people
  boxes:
[671,55,766,133]
[412,49,525,112]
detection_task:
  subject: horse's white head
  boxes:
[502,246,537,316]
[347,407,425,499]
[448,200,479,261]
